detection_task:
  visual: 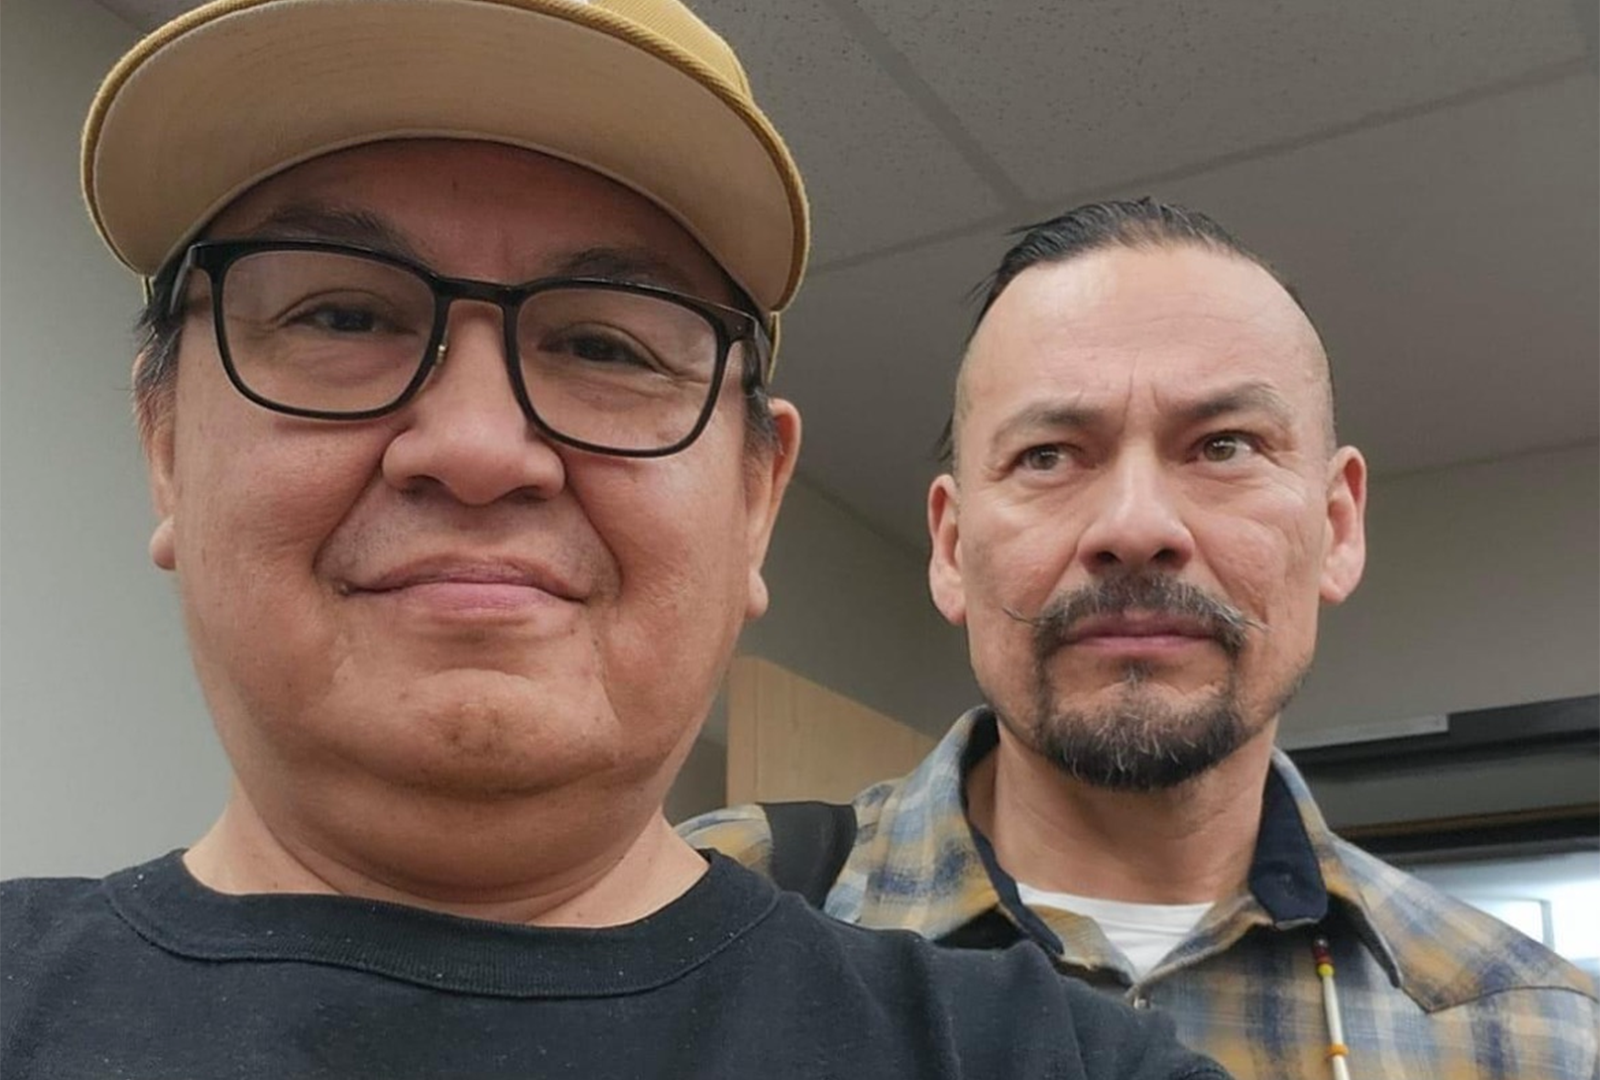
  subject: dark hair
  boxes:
[131,257,185,445]
[972,197,1308,326]
[131,259,779,454]
[938,197,1327,465]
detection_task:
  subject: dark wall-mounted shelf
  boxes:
[1288,695,1598,778]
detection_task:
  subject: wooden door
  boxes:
[725,656,936,804]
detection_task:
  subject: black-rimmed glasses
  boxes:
[169,240,771,457]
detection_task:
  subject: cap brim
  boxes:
[83,0,807,312]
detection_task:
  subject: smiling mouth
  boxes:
[344,558,584,617]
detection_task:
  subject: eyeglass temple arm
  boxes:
[761,312,782,383]
[156,246,205,318]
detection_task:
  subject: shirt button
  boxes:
[1132,994,1150,1009]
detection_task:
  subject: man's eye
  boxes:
[548,327,657,371]
[283,293,417,336]
[302,305,380,334]
[1197,433,1257,462]
[1019,444,1066,471]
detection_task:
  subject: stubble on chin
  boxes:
[1005,650,1311,792]
[1019,659,1249,792]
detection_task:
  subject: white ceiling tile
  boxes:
[852,0,1590,202]
[94,0,195,28]
[690,0,1008,265]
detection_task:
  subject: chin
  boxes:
[1041,721,1247,792]
[1018,673,1247,792]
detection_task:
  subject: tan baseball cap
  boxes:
[82,0,810,314]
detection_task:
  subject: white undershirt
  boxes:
[1016,884,1214,980]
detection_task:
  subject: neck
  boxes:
[184,780,709,926]
[968,721,1278,904]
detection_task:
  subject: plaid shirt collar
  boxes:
[845,707,1427,997]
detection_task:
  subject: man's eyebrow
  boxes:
[554,247,701,293]
[231,203,424,261]
[987,385,1295,450]
[1177,383,1295,428]
[990,402,1098,447]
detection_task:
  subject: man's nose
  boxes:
[1073,449,1195,576]
[380,304,567,506]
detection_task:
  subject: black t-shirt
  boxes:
[1,851,1227,1079]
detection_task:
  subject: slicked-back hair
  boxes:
[938,197,1329,466]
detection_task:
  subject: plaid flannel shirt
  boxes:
[682,707,1599,1080]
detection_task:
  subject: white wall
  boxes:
[0,0,228,881]
[1284,443,1599,826]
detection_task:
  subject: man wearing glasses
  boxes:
[0,2,1228,1079]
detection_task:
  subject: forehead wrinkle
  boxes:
[554,246,703,295]
[1069,290,1330,439]
[1156,381,1296,431]
[213,200,425,261]
[989,399,1100,450]
[1163,298,1334,450]
[1064,306,1288,358]
[1174,268,1335,441]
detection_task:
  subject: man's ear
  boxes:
[927,473,967,626]
[139,366,179,572]
[743,399,801,619]
[1319,445,1367,604]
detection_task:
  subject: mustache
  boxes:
[1003,574,1263,658]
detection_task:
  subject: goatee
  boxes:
[997,573,1294,792]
